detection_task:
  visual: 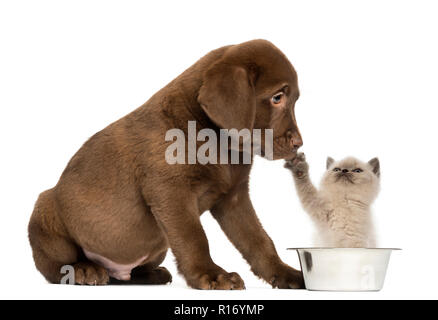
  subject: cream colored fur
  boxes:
[285,153,380,248]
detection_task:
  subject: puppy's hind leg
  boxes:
[28,189,109,285]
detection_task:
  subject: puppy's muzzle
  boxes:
[287,130,303,152]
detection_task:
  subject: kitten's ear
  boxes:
[326,157,335,170]
[368,157,380,177]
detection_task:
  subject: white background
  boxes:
[1,0,437,300]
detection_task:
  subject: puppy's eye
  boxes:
[353,168,363,173]
[333,168,341,172]
[271,92,284,105]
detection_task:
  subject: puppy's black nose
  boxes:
[292,142,302,151]
[342,169,349,173]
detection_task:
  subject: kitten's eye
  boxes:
[271,92,284,105]
[333,168,341,172]
[353,168,363,173]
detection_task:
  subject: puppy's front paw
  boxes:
[284,152,309,178]
[188,270,245,290]
[269,264,305,289]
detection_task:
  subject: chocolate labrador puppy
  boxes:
[28,39,304,289]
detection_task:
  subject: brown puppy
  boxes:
[28,39,304,289]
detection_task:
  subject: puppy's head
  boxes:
[198,39,302,160]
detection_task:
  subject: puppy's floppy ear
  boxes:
[368,157,380,177]
[198,63,256,131]
[326,157,335,169]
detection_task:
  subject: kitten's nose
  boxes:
[342,169,349,173]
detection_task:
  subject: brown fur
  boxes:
[28,39,304,289]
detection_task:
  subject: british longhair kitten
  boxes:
[284,153,380,248]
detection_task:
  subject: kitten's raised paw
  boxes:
[284,159,294,169]
[284,153,308,178]
[296,152,306,161]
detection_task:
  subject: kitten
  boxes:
[284,153,380,248]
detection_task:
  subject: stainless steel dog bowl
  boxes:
[288,248,400,291]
